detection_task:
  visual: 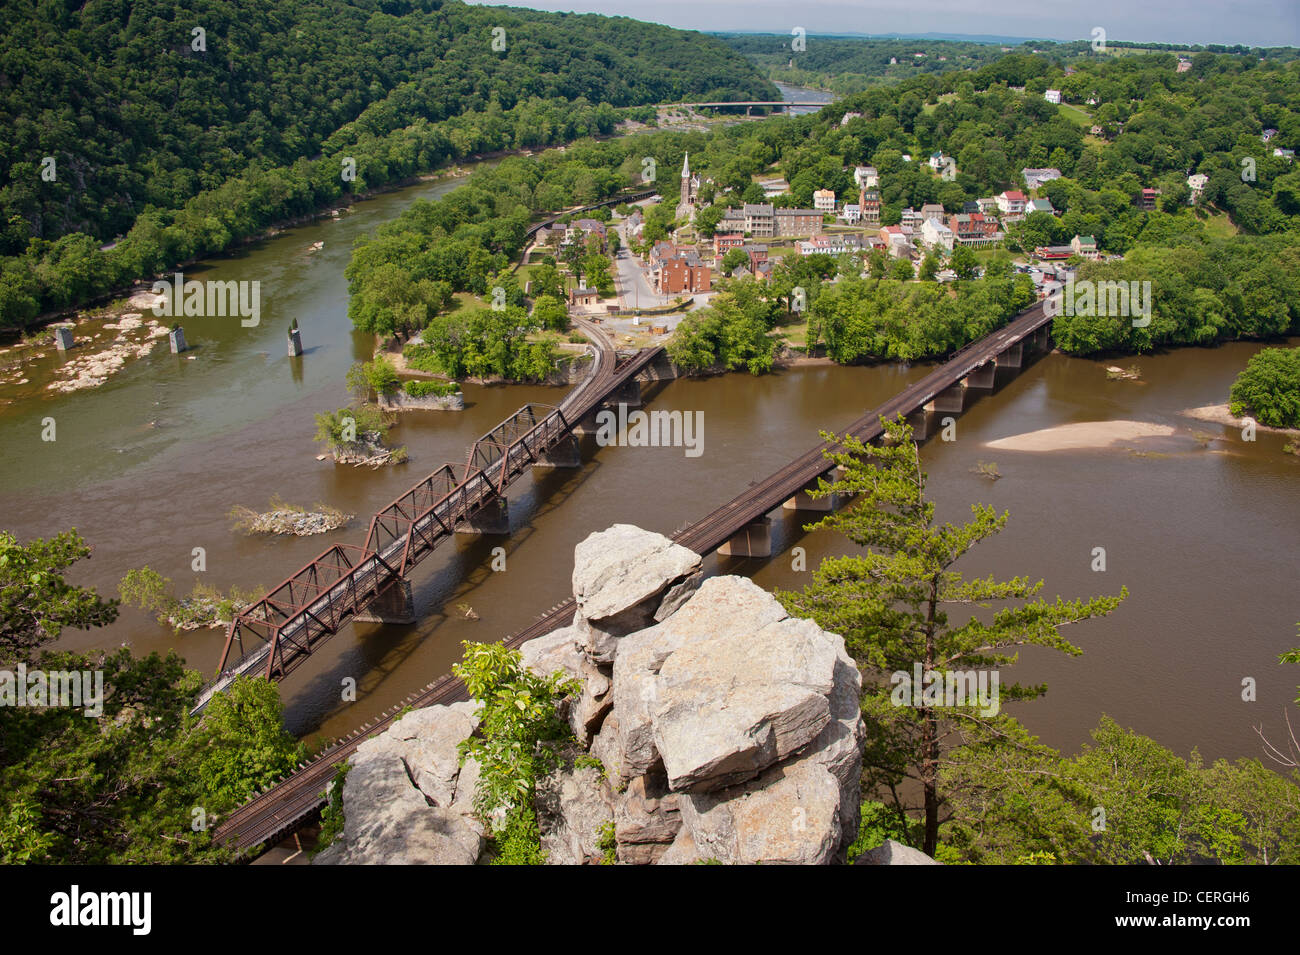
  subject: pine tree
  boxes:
[779,416,1126,855]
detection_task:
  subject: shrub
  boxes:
[403,379,459,398]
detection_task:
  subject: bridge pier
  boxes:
[532,433,581,468]
[1030,326,1051,352]
[717,517,772,558]
[905,409,930,440]
[607,379,642,408]
[926,380,967,414]
[783,478,839,512]
[455,497,510,535]
[967,361,996,390]
[355,579,416,625]
[996,343,1023,368]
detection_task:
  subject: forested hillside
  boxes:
[0,0,774,327]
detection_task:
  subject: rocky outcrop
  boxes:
[378,390,465,412]
[312,702,484,866]
[317,524,865,865]
[528,542,865,866]
[571,524,702,665]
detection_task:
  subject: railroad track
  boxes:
[213,301,1052,855]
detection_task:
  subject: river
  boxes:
[1,146,1296,770]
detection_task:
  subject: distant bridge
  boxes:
[667,100,829,113]
[210,300,1056,854]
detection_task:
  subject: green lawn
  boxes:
[1202,211,1239,239]
[1057,103,1094,127]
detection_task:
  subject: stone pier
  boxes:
[53,326,74,351]
[783,477,838,512]
[905,409,930,440]
[288,327,304,357]
[967,361,996,389]
[169,326,188,354]
[355,579,416,625]
[926,380,967,414]
[607,379,641,409]
[717,517,772,558]
[996,342,1023,368]
[455,497,510,535]
[532,433,581,468]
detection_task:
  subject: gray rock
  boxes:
[854,839,941,865]
[311,702,485,865]
[519,624,583,682]
[677,752,844,865]
[536,764,615,865]
[571,525,702,664]
[615,771,682,865]
[589,712,624,782]
[611,576,790,780]
[569,658,613,745]
[655,826,703,866]
[653,614,839,793]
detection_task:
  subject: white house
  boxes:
[840,112,863,126]
[921,217,954,252]
[1044,89,1062,104]
[1187,173,1209,203]
[853,165,879,188]
[996,190,1027,220]
[840,203,862,224]
[813,189,836,213]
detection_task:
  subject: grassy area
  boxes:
[921,92,958,115]
[1202,211,1239,239]
[1057,103,1094,127]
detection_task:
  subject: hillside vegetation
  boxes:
[0,0,774,327]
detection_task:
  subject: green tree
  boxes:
[532,294,570,332]
[779,417,1126,855]
[1228,346,1300,428]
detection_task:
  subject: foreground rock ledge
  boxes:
[316,524,875,865]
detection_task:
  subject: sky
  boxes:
[467,0,1300,49]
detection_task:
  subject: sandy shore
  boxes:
[986,420,1178,452]
[1181,404,1299,435]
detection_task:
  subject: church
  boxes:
[676,152,700,222]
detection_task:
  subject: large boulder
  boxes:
[536,763,615,865]
[610,576,789,781]
[854,839,941,865]
[313,702,484,865]
[571,525,701,664]
[653,614,839,793]
[519,624,583,682]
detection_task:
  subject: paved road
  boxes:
[614,225,665,309]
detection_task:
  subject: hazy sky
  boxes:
[468,0,1300,48]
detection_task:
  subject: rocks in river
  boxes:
[332,431,408,467]
[231,502,351,536]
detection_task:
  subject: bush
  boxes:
[401,343,444,374]
[1228,346,1300,428]
[402,379,459,398]
[345,357,400,398]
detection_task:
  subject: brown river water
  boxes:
[1,170,1296,767]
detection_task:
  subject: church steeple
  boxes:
[681,152,690,179]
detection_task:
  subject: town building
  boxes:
[1044,89,1062,104]
[759,178,790,198]
[859,187,881,226]
[570,287,600,307]
[975,196,1000,216]
[900,207,922,230]
[813,189,836,213]
[1026,198,1056,216]
[774,208,824,237]
[1070,234,1099,260]
[1138,188,1160,211]
[713,233,744,257]
[920,203,945,222]
[840,203,862,224]
[743,244,769,272]
[996,190,1027,221]
[853,165,879,189]
[880,225,914,257]
[1022,167,1062,190]
[947,212,1001,247]
[798,234,865,256]
[650,243,711,295]
[921,217,954,252]
[1187,173,1209,204]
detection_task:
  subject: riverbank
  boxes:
[1181,403,1300,435]
[986,420,1179,452]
